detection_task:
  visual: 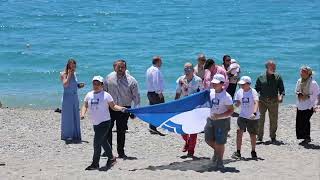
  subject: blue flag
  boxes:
[128,90,211,135]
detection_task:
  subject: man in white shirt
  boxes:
[204,74,234,169]
[232,76,259,160]
[175,62,203,157]
[80,76,126,171]
[146,56,165,135]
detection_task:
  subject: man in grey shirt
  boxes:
[104,59,140,159]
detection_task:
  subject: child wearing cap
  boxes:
[81,76,126,171]
[204,74,234,169]
[232,76,259,159]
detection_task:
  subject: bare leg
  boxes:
[250,133,257,152]
[236,129,244,151]
[206,139,216,149]
[215,144,225,160]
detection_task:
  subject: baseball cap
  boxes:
[92,76,104,83]
[211,74,225,84]
[238,76,252,85]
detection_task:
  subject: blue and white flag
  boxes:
[128,90,211,135]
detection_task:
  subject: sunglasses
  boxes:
[184,67,193,73]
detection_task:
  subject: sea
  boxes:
[0,0,319,108]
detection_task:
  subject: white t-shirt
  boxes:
[176,75,203,97]
[295,79,320,110]
[210,89,233,116]
[84,91,114,125]
[235,88,260,120]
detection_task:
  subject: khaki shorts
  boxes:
[237,117,258,135]
[204,117,230,145]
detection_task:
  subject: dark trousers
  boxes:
[92,121,113,166]
[226,83,237,98]
[147,92,165,130]
[107,107,130,156]
[296,108,314,140]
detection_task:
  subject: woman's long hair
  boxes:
[65,59,77,76]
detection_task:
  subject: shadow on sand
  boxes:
[129,157,240,173]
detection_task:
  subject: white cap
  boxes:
[92,76,104,83]
[238,76,252,85]
[231,59,237,63]
[211,74,225,84]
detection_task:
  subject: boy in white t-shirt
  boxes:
[204,74,234,169]
[232,76,259,159]
[81,76,126,171]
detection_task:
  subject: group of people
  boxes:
[60,54,319,170]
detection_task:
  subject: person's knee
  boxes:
[205,139,214,146]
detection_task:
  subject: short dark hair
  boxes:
[204,59,215,69]
[152,56,161,65]
[114,59,127,67]
[223,55,231,62]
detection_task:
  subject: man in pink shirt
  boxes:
[203,59,229,89]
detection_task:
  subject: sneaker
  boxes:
[187,152,194,158]
[99,158,117,171]
[271,138,276,143]
[251,151,257,159]
[231,151,241,159]
[216,159,224,169]
[258,137,263,142]
[85,164,99,171]
[300,139,311,145]
[118,154,128,159]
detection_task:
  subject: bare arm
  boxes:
[61,71,73,87]
[175,92,181,100]
[108,101,126,112]
[253,100,259,113]
[80,101,88,119]
[212,105,234,120]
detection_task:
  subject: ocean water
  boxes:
[0,0,319,108]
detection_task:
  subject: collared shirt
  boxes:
[295,79,319,110]
[146,65,164,93]
[176,75,203,97]
[255,72,285,99]
[104,73,140,107]
[203,66,229,89]
[194,64,205,80]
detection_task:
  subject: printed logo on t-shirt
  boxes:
[241,97,251,109]
[90,98,100,110]
[242,97,250,103]
[212,98,220,105]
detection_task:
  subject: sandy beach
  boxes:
[0,106,319,180]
